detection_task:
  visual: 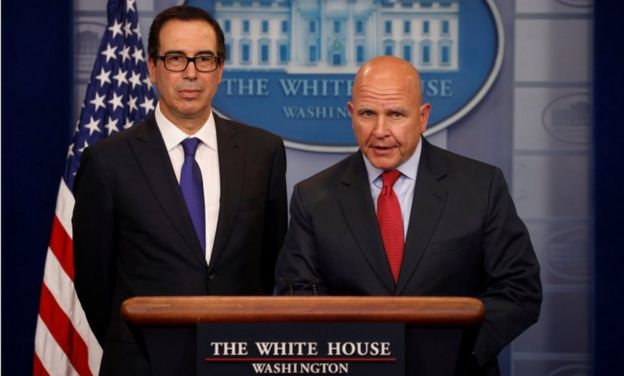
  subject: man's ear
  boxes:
[419,103,432,133]
[147,57,157,85]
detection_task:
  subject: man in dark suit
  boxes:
[73,6,287,375]
[275,56,541,375]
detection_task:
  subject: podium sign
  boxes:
[122,296,484,375]
[198,323,404,376]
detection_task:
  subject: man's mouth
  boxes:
[178,89,201,98]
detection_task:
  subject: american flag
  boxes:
[33,0,155,374]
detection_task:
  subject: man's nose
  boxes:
[183,60,199,78]
[372,117,389,137]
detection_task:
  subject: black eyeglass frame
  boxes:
[156,54,223,73]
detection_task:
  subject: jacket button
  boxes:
[208,273,216,280]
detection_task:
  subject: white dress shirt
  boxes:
[363,140,423,240]
[155,103,220,264]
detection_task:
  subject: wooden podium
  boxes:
[122,296,484,375]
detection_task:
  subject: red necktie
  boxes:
[377,170,404,283]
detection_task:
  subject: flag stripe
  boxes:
[35,248,85,376]
[32,350,51,376]
[49,215,75,280]
[55,179,76,237]
[34,316,79,376]
[39,284,93,376]
[42,238,103,373]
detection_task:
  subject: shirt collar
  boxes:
[363,139,423,184]
[155,102,218,152]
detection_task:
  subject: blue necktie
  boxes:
[180,138,205,252]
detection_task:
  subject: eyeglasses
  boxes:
[157,54,222,73]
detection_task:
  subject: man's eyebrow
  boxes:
[196,50,218,56]
[356,106,375,112]
[162,49,217,56]
[386,106,408,113]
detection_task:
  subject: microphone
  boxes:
[308,281,319,296]
[277,278,295,296]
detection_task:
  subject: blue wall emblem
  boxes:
[188,0,504,152]
[542,93,591,145]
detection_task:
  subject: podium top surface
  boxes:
[122,296,484,326]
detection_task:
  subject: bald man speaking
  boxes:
[275,56,542,376]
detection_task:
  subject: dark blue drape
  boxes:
[593,2,624,374]
[2,2,73,374]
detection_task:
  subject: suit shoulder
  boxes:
[296,154,356,193]
[426,141,500,176]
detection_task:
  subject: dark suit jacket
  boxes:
[275,139,541,376]
[73,113,287,376]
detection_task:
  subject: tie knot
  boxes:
[381,170,401,188]
[181,137,201,157]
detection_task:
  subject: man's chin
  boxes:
[175,105,209,118]
[366,155,400,171]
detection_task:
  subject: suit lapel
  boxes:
[128,115,207,264]
[337,152,396,292]
[209,115,244,270]
[397,140,448,294]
